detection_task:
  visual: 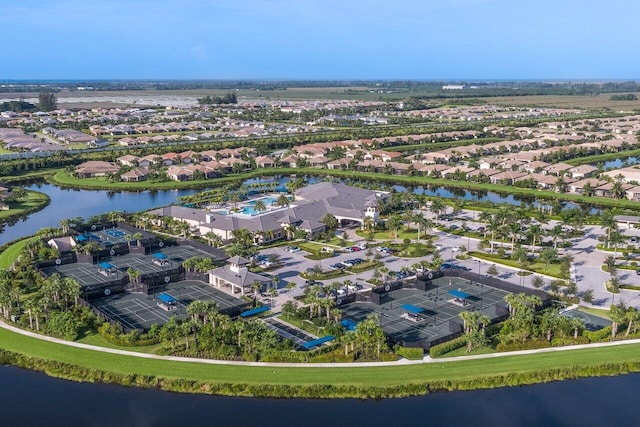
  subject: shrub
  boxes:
[584,325,613,343]
[394,345,424,360]
[429,336,465,358]
[496,339,551,352]
[551,336,589,347]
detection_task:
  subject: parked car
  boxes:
[350,246,361,252]
[287,246,301,253]
[440,263,453,270]
[452,246,460,252]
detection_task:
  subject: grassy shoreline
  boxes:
[0,190,50,225]
[2,324,640,398]
[44,167,640,211]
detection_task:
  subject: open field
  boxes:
[484,93,640,110]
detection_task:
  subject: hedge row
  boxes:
[394,346,425,360]
[584,325,614,343]
[429,336,465,358]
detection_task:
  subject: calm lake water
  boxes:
[1,365,639,427]
[0,176,594,245]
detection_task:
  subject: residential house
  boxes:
[120,168,150,182]
[568,164,597,179]
[74,161,120,178]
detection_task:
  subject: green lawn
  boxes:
[356,228,430,242]
[3,326,640,388]
[75,332,163,354]
[470,251,564,278]
[0,236,39,269]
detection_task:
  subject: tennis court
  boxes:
[560,308,612,331]
[91,280,249,331]
[340,277,511,348]
[76,227,133,246]
[42,243,219,289]
[42,262,124,287]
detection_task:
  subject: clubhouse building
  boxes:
[150,182,388,244]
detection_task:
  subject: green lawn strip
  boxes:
[577,307,613,320]
[276,316,325,336]
[469,251,563,278]
[75,333,163,354]
[0,168,60,183]
[439,345,497,358]
[0,190,50,221]
[355,228,428,242]
[0,236,40,270]
[3,326,640,388]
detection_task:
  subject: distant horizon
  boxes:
[1,79,639,84]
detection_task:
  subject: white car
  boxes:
[452,246,460,252]
[434,244,442,250]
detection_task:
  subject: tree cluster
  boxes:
[609,93,638,101]
[38,92,57,112]
[198,92,238,105]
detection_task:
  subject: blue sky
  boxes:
[1,0,639,80]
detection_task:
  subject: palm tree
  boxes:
[600,209,618,249]
[59,218,71,234]
[253,200,267,213]
[286,281,296,293]
[204,231,223,248]
[413,213,431,242]
[625,308,640,337]
[275,194,290,207]
[251,280,262,304]
[610,302,627,340]
[429,199,446,226]
[321,214,339,232]
[387,214,403,240]
[362,215,374,231]
[459,311,480,352]
[549,224,564,250]
[527,223,542,257]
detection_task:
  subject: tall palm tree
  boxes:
[527,223,542,257]
[429,199,446,226]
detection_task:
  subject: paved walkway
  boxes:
[2,319,640,368]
